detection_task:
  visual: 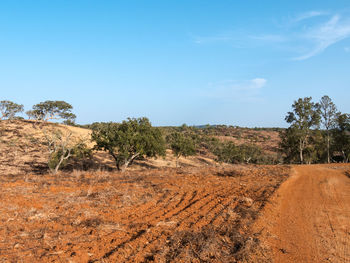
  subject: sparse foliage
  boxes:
[91,117,166,171]
[27,100,76,123]
[166,131,196,167]
[44,129,74,174]
[0,100,24,120]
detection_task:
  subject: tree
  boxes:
[332,113,350,162]
[284,97,320,164]
[239,144,263,164]
[319,95,337,163]
[214,141,239,164]
[44,129,74,174]
[0,100,24,120]
[214,141,263,164]
[91,117,166,171]
[26,100,76,123]
[166,131,196,167]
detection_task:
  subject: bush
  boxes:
[214,142,265,164]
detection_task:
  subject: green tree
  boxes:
[284,97,320,164]
[214,141,263,164]
[0,100,24,120]
[167,131,196,167]
[214,141,239,164]
[319,95,338,163]
[239,144,263,164]
[26,100,76,123]
[279,127,302,163]
[332,113,350,162]
[91,117,166,171]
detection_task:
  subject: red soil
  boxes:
[0,165,289,262]
[254,164,350,263]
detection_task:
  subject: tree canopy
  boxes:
[281,96,350,164]
[91,117,166,171]
[26,100,76,123]
[319,95,338,163]
[0,100,24,120]
[166,131,196,166]
[214,141,263,164]
[332,113,350,162]
[284,97,320,164]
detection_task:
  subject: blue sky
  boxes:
[1,1,350,127]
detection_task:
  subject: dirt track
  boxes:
[255,164,350,263]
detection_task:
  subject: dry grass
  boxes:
[0,165,290,262]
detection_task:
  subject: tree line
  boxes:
[0,100,76,123]
[280,95,349,164]
[1,95,349,174]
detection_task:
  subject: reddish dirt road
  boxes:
[255,164,350,263]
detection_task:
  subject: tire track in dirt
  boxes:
[89,186,239,262]
[0,165,291,262]
[117,190,240,262]
[114,191,211,260]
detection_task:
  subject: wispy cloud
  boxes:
[250,78,267,89]
[192,10,350,61]
[294,14,350,60]
[293,11,328,23]
[204,78,267,102]
[249,34,287,42]
[193,35,233,44]
[345,47,350,52]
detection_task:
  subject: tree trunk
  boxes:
[54,155,65,174]
[327,132,330,164]
[121,153,140,172]
[299,139,304,164]
[53,150,71,174]
[109,151,121,171]
[342,151,347,163]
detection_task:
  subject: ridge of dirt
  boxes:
[0,165,289,262]
[253,164,350,263]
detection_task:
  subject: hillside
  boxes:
[0,120,92,176]
[0,120,282,176]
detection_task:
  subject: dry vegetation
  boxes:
[0,120,291,262]
[0,120,282,177]
[0,120,92,176]
[0,165,289,262]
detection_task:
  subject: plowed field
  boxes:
[0,166,289,262]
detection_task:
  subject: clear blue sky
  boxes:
[1,1,349,127]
